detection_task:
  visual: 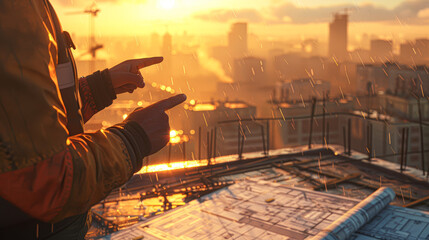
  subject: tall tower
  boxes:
[162,32,172,74]
[228,22,248,59]
[162,32,172,57]
[329,12,348,61]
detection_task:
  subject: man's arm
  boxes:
[0,1,158,223]
[79,58,162,123]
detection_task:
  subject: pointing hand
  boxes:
[124,94,187,154]
[108,57,163,94]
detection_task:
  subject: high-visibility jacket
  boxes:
[0,0,150,226]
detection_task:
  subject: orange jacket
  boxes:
[0,0,149,225]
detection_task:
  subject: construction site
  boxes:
[85,107,429,239]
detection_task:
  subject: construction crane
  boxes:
[67,3,103,73]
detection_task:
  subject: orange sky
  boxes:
[51,0,429,42]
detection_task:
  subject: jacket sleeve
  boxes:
[79,70,117,123]
[0,1,150,223]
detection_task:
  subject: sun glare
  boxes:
[158,0,175,10]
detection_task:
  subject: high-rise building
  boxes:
[228,22,248,59]
[162,32,172,73]
[162,32,172,57]
[329,13,348,61]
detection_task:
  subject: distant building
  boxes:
[400,38,429,64]
[226,57,272,111]
[162,32,172,57]
[272,99,428,169]
[356,63,429,96]
[183,100,262,156]
[272,98,354,148]
[273,54,328,81]
[356,64,389,94]
[228,22,248,59]
[400,41,415,63]
[318,61,358,95]
[273,78,331,103]
[349,111,428,169]
[387,65,429,97]
[349,49,371,63]
[378,94,429,121]
[415,38,429,62]
[273,53,306,80]
[233,57,266,83]
[162,32,172,74]
[329,13,348,61]
[370,39,393,62]
[272,54,358,96]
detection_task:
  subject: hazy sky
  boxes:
[51,0,429,40]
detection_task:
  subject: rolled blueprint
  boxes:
[310,187,395,240]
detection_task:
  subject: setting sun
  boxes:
[158,0,175,10]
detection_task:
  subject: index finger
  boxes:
[133,57,164,69]
[151,94,187,111]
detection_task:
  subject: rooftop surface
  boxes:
[102,179,429,240]
[87,146,429,239]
